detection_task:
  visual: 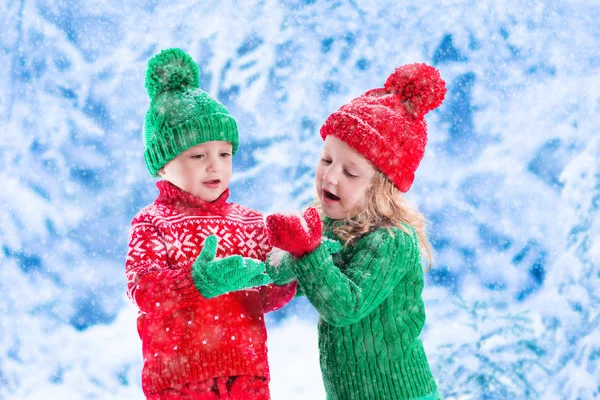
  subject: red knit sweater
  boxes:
[125,181,296,396]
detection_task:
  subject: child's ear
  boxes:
[157,167,165,177]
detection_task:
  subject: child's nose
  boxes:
[323,169,338,186]
[206,157,220,172]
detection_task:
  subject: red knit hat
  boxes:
[320,63,446,192]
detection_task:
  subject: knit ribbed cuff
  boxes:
[321,341,438,400]
[173,273,206,301]
[145,113,238,176]
[291,242,330,284]
[143,346,269,396]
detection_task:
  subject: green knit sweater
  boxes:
[267,224,439,400]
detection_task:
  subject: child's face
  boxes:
[158,141,233,202]
[316,136,376,220]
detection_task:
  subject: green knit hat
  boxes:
[142,48,239,176]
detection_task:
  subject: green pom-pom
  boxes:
[145,48,200,99]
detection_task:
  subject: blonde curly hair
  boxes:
[315,170,433,270]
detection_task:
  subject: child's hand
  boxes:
[192,235,271,298]
[322,237,343,254]
[266,207,322,258]
[241,257,272,288]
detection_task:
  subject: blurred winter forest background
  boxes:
[1,0,599,399]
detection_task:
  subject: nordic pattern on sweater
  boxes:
[126,181,296,396]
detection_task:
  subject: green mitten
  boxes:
[322,237,343,254]
[192,235,271,298]
[265,248,297,285]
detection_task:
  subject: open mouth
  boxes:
[323,189,340,201]
[203,179,221,187]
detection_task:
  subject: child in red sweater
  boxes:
[125,48,296,400]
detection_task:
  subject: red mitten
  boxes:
[266,207,322,258]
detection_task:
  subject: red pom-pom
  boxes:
[384,63,446,117]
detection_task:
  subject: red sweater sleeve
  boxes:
[125,217,204,314]
[259,281,298,313]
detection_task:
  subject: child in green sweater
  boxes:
[265,63,446,400]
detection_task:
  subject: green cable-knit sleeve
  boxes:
[290,227,419,327]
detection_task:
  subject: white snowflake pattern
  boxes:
[236,229,268,258]
[127,232,166,262]
[200,226,234,251]
[164,230,197,261]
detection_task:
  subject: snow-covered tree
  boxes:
[1,0,598,398]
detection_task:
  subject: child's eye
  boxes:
[220,152,231,158]
[321,158,332,164]
[191,154,205,159]
[344,170,358,178]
